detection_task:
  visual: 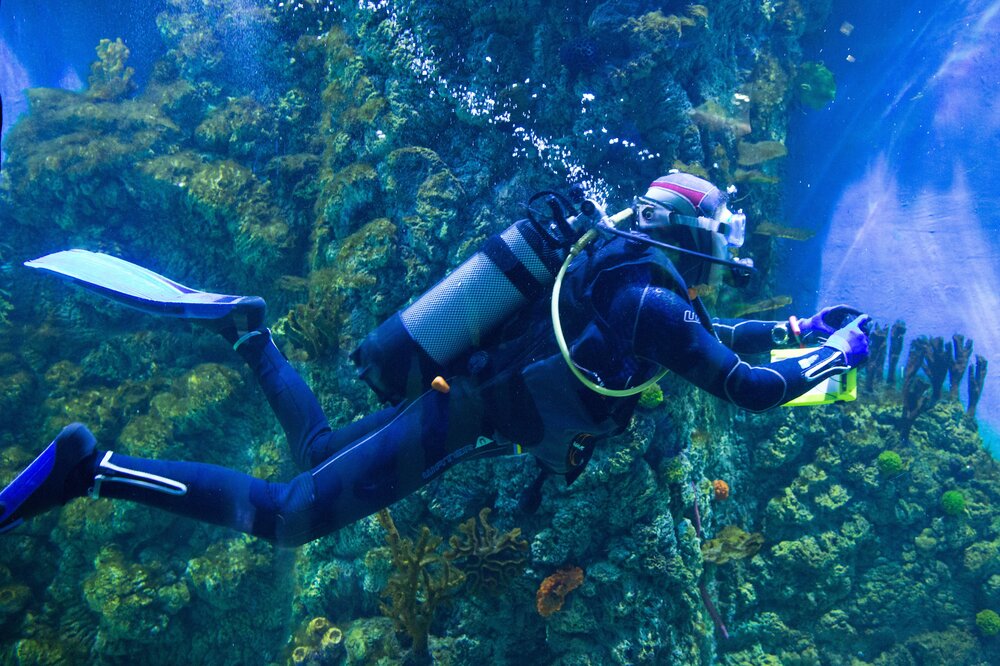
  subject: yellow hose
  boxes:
[550,209,668,397]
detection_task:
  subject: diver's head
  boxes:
[633,172,747,287]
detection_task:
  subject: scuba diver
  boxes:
[0,173,870,546]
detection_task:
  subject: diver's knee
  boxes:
[249,474,342,546]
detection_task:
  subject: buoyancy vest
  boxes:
[476,233,709,481]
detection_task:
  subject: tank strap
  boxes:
[483,235,544,300]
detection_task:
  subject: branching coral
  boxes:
[967,355,988,419]
[376,508,465,661]
[921,337,951,402]
[887,320,907,385]
[949,334,974,399]
[444,508,528,593]
[901,333,985,436]
[901,336,937,440]
[865,323,888,392]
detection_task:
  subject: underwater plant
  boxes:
[0,289,12,328]
[638,383,665,410]
[976,609,1000,637]
[941,490,967,517]
[876,451,904,476]
[736,140,787,166]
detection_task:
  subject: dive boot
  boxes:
[196,296,267,349]
[0,423,97,534]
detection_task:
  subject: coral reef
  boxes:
[82,545,191,651]
[1,1,998,665]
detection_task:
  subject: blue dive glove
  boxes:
[823,314,871,367]
[799,304,864,336]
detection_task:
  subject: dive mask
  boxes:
[633,195,746,249]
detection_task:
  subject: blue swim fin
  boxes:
[25,249,264,323]
[0,424,97,534]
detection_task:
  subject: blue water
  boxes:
[783,0,1000,453]
[0,0,163,88]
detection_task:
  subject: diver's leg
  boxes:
[235,331,408,470]
[2,381,502,545]
[98,379,498,545]
[233,331,331,470]
[212,310,400,470]
[265,378,501,545]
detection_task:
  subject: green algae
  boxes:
[794,61,836,109]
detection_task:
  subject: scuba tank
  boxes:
[352,182,754,405]
[352,193,593,404]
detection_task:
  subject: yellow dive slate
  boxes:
[770,347,858,407]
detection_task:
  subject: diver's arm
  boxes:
[711,318,785,353]
[613,286,850,411]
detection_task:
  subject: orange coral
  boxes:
[536,566,584,617]
[713,479,730,501]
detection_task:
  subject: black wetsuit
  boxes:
[91,237,849,546]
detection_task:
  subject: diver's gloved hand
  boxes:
[823,314,871,367]
[799,304,864,337]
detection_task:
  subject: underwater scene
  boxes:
[1,0,1000,664]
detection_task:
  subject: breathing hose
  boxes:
[550,207,669,397]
